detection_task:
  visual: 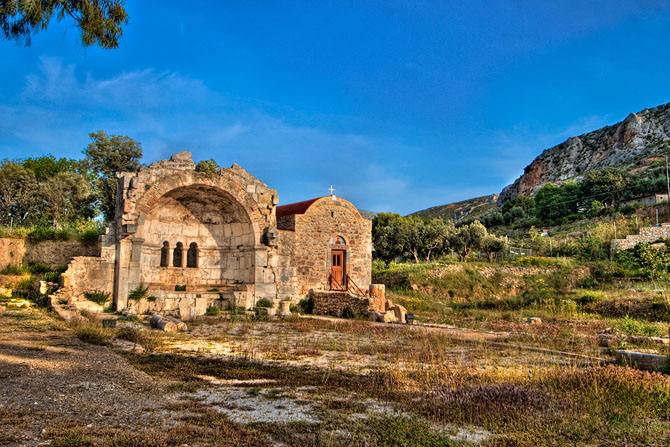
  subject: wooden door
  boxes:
[330,250,345,290]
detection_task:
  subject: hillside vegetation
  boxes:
[500,101,670,204]
[410,194,499,223]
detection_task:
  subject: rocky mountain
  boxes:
[499,101,670,205]
[358,210,378,220]
[410,194,499,222]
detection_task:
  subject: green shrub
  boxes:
[616,315,662,337]
[128,285,149,300]
[26,261,52,274]
[103,302,116,313]
[354,416,451,446]
[78,228,102,246]
[255,298,274,308]
[341,306,355,319]
[83,290,110,306]
[0,263,29,275]
[174,284,186,292]
[44,271,62,283]
[296,297,314,314]
[575,290,602,306]
[205,305,220,316]
[75,325,112,346]
[116,326,158,352]
[27,227,71,243]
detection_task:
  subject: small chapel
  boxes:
[60,152,396,320]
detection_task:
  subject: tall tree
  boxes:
[581,168,629,208]
[39,171,90,227]
[0,0,128,48]
[372,213,409,264]
[0,160,38,226]
[83,131,142,222]
[22,154,88,182]
[481,234,507,262]
[448,220,487,262]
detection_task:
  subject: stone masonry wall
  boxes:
[292,197,372,296]
[310,290,371,317]
[611,223,670,251]
[271,230,300,300]
[61,256,115,299]
[0,238,99,270]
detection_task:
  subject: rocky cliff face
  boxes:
[498,102,670,205]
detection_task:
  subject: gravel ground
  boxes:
[0,308,168,446]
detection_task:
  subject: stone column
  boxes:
[127,237,144,295]
[253,245,276,301]
[114,237,132,310]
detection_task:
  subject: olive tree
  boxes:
[448,220,487,262]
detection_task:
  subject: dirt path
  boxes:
[0,308,176,446]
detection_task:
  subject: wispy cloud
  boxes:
[1,56,451,214]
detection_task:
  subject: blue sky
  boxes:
[2,1,670,214]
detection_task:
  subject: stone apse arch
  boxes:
[108,153,278,309]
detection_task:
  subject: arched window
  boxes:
[187,242,198,268]
[331,236,346,245]
[160,241,169,267]
[173,242,183,267]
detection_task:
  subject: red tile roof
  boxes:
[276,197,325,217]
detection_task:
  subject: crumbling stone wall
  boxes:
[61,256,114,299]
[310,290,372,317]
[0,238,99,270]
[285,197,372,296]
[611,223,670,251]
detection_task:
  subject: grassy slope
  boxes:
[374,258,670,341]
[410,194,499,222]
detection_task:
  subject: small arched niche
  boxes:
[173,242,184,267]
[160,241,170,267]
[187,242,199,268]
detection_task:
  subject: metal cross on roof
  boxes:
[328,185,335,196]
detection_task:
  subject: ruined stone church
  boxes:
[62,152,378,319]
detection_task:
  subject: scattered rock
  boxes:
[368,310,383,322]
[615,350,669,372]
[112,339,146,354]
[598,334,620,347]
[0,304,4,315]
[381,311,397,323]
[156,320,177,332]
[391,304,408,324]
[150,314,187,331]
[102,318,117,328]
[518,317,542,325]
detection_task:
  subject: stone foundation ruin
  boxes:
[60,152,400,321]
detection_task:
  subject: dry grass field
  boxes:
[2,288,670,447]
